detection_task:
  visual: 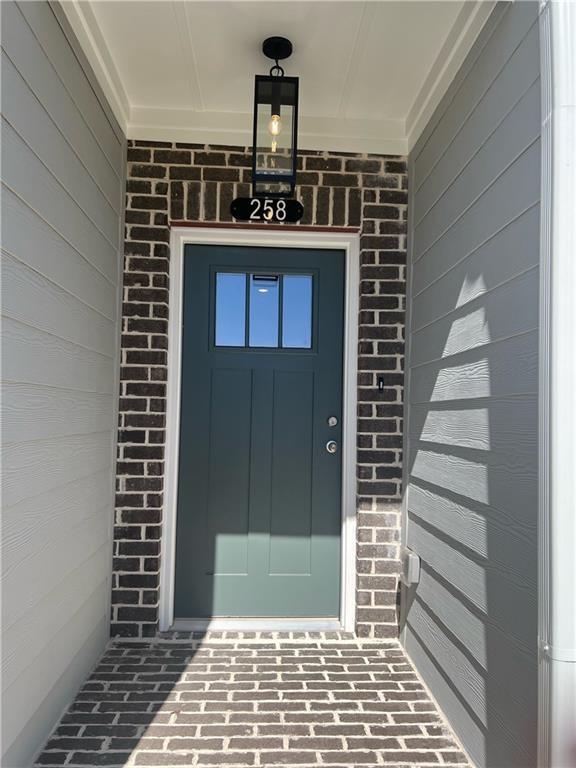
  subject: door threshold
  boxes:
[172,618,342,632]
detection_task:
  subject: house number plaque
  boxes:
[231,197,304,223]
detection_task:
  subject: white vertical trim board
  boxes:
[537,2,576,767]
[537,2,552,762]
[160,228,360,633]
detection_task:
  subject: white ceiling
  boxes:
[62,0,495,154]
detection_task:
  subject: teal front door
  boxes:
[174,245,345,618]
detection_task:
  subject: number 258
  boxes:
[249,199,287,221]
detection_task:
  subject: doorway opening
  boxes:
[160,228,360,632]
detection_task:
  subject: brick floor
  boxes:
[36,633,470,767]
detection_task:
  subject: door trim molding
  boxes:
[160,227,360,632]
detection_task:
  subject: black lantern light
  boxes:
[252,37,299,198]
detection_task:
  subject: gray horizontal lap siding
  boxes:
[0,2,124,765]
[116,145,408,639]
[402,3,541,768]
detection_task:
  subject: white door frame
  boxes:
[159,226,360,632]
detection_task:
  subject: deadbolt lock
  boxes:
[327,416,338,427]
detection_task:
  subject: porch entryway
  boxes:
[36,632,469,767]
[7,1,575,765]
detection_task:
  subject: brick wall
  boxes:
[114,141,407,638]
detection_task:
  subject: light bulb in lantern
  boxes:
[268,113,282,153]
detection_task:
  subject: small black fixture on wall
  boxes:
[251,36,299,198]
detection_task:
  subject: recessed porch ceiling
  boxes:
[62,0,495,154]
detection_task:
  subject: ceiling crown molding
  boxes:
[129,106,407,155]
[59,0,130,132]
[406,0,497,151]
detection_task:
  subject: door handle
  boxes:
[326,440,338,454]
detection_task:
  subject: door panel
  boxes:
[208,368,251,575]
[269,370,314,575]
[174,245,345,618]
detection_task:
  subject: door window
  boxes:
[282,275,313,349]
[249,275,280,348]
[214,271,313,350]
[214,273,246,347]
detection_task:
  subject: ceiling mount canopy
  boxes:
[262,36,293,77]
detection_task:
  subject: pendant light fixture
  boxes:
[251,36,299,198]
